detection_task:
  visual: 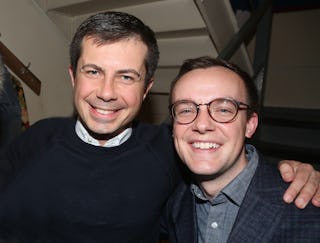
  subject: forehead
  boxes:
[80,37,148,70]
[172,66,246,101]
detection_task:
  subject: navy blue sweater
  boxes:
[0,118,180,242]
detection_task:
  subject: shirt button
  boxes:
[211,222,218,229]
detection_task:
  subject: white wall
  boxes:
[0,0,74,124]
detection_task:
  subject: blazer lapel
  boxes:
[228,160,287,242]
[171,182,198,243]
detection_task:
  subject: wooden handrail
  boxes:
[0,41,41,95]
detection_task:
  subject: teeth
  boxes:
[95,108,114,115]
[192,142,220,149]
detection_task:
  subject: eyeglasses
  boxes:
[79,65,142,85]
[170,98,250,124]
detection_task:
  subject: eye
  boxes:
[115,73,140,84]
[87,69,99,76]
[121,75,135,81]
[214,105,235,115]
[219,107,233,113]
[81,67,102,79]
[179,108,192,115]
[175,104,196,116]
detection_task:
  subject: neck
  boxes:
[80,118,132,146]
[195,153,248,199]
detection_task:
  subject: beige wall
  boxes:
[264,9,320,109]
[0,0,74,124]
[0,2,318,127]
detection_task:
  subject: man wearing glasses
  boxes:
[163,56,320,242]
[0,12,319,242]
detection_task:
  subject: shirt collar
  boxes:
[191,144,259,206]
[75,119,132,147]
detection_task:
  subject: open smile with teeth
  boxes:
[95,108,116,115]
[192,142,220,149]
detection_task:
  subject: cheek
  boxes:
[73,80,95,98]
[173,126,188,156]
[219,119,247,137]
[121,85,145,107]
[221,123,247,149]
[173,137,185,163]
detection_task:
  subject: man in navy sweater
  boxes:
[0,11,319,242]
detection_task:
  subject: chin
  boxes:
[92,126,116,135]
[84,121,112,135]
[188,164,217,176]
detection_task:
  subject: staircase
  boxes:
[32,0,320,163]
[33,0,253,123]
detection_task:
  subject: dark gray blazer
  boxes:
[163,157,320,242]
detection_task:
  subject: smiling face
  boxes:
[69,37,153,144]
[171,66,258,183]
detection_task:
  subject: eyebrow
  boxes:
[80,63,103,71]
[117,69,141,78]
[81,64,141,78]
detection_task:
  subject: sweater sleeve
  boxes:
[0,117,72,190]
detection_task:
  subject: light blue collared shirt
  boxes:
[75,120,132,147]
[192,144,259,243]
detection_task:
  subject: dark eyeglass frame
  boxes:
[170,97,251,125]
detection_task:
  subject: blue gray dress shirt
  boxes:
[191,144,259,243]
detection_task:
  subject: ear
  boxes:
[245,113,258,138]
[68,66,76,88]
[143,79,154,100]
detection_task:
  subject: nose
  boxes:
[96,75,117,101]
[192,106,215,133]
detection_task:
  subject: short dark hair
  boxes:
[69,11,159,86]
[169,56,259,117]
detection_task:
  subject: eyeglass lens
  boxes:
[172,98,239,124]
